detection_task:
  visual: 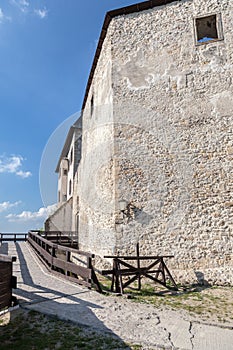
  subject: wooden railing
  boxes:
[27,231,101,292]
[102,244,178,294]
[0,254,17,311]
[33,230,79,248]
[0,233,28,243]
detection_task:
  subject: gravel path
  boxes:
[3,242,233,350]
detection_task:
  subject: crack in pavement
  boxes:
[189,321,194,350]
[157,314,176,349]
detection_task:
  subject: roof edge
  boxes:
[81,0,179,112]
[55,125,81,173]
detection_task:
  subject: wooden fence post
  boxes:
[66,251,71,276]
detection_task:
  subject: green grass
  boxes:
[0,309,131,350]
[99,275,233,322]
[124,283,233,321]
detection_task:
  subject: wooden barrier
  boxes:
[102,244,178,294]
[0,233,27,243]
[0,255,17,311]
[27,231,101,292]
[36,231,78,248]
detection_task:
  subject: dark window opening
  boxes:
[63,169,68,176]
[196,15,218,43]
[70,148,73,164]
[69,180,72,196]
[91,95,94,116]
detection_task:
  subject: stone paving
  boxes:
[2,242,233,350]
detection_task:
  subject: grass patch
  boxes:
[99,275,233,323]
[125,283,233,322]
[0,309,131,350]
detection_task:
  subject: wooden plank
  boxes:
[29,232,93,257]
[0,262,11,269]
[0,255,14,263]
[91,269,102,293]
[104,255,174,260]
[113,268,162,276]
[101,269,114,275]
[29,239,52,264]
[52,257,91,279]
[28,232,101,291]
[41,250,53,264]
[0,233,27,242]
[0,293,11,304]
[0,271,12,281]
[0,285,11,295]
[122,275,139,289]
[50,270,92,288]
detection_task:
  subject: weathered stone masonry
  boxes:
[50,0,233,285]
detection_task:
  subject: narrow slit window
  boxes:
[69,180,72,196]
[90,95,94,116]
[195,14,222,44]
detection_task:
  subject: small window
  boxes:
[90,95,94,116]
[70,148,73,164]
[63,169,68,176]
[69,180,72,196]
[195,14,223,44]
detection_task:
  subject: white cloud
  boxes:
[0,8,4,22]
[0,7,11,23]
[0,201,21,213]
[10,0,29,13]
[34,8,48,19]
[8,1,49,21]
[20,0,29,6]
[0,155,32,178]
[16,170,32,178]
[6,204,57,222]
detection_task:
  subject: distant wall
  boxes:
[45,198,73,232]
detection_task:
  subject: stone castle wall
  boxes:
[77,31,117,256]
[78,0,233,284]
[110,0,233,284]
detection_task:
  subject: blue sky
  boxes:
[0,0,138,232]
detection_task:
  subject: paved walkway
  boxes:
[2,242,233,349]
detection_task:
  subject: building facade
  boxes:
[45,118,82,232]
[47,0,233,285]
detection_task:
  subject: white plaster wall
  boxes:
[58,158,68,203]
[45,198,73,232]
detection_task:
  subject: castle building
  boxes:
[46,0,233,284]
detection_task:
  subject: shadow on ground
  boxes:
[8,243,132,349]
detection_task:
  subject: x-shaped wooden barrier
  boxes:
[102,245,178,294]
